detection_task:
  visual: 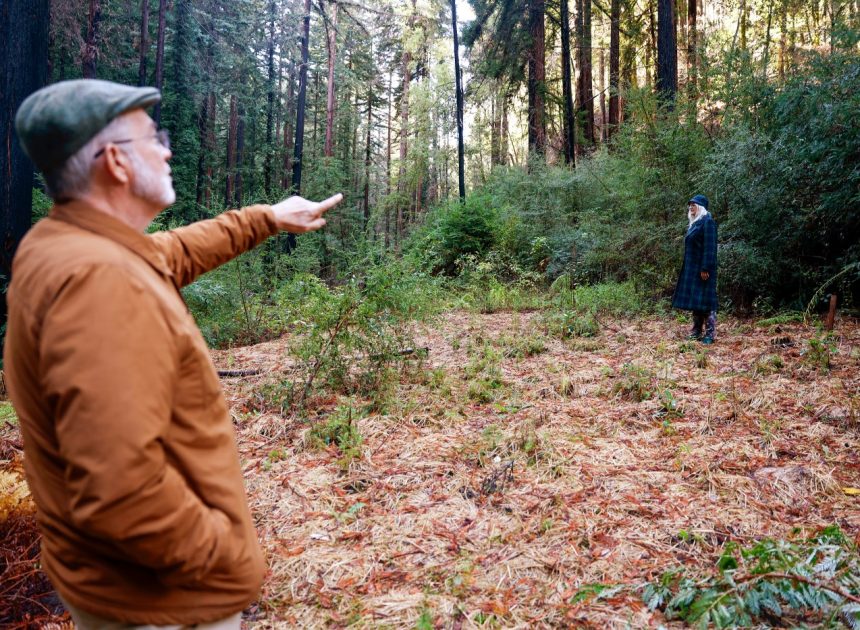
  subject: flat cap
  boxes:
[15,79,161,173]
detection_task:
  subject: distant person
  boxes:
[4,79,342,629]
[672,194,718,344]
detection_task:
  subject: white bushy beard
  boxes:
[128,148,176,208]
[688,204,709,227]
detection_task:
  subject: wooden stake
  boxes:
[824,293,837,330]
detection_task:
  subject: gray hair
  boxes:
[688,204,710,227]
[43,115,131,202]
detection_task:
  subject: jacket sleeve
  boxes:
[702,218,718,274]
[148,205,280,288]
[40,264,237,585]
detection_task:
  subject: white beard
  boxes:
[129,149,176,208]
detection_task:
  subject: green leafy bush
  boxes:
[418,194,501,275]
[643,526,860,629]
[701,50,860,311]
[281,261,440,410]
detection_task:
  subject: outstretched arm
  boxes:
[149,194,343,287]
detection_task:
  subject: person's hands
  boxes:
[271,193,343,233]
[700,271,710,281]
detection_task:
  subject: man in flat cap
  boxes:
[4,79,342,629]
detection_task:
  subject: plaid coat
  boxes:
[672,214,718,312]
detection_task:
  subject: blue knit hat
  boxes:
[689,194,709,211]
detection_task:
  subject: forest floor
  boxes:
[2,312,859,628]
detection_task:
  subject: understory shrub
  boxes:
[644,525,860,628]
[275,257,442,411]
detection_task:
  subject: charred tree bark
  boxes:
[153,0,167,124]
[1,0,50,342]
[527,0,546,156]
[451,0,466,200]
[561,0,576,164]
[82,0,101,78]
[656,0,678,105]
[138,0,149,86]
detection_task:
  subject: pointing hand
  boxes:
[271,193,343,233]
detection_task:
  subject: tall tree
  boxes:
[608,0,621,136]
[363,62,373,227]
[82,0,101,78]
[397,0,417,248]
[292,0,312,192]
[561,0,576,163]
[1,0,50,340]
[138,0,149,86]
[451,0,466,199]
[656,0,677,104]
[282,60,295,190]
[528,0,546,155]
[265,0,277,196]
[153,0,167,124]
[576,0,596,145]
[226,94,239,206]
[686,0,696,96]
[323,0,338,158]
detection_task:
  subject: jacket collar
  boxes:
[50,200,174,280]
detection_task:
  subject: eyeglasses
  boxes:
[94,129,171,158]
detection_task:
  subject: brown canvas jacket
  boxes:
[3,201,280,625]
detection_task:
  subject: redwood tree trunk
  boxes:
[324,1,338,158]
[656,0,678,105]
[153,0,167,124]
[576,0,595,145]
[608,0,621,135]
[226,94,238,206]
[385,67,393,248]
[687,0,697,96]
[561,0,576,164]
[283,61,295,189]
[397,45,411,248]
[363,74,372,227]
[265,0,276,196]
[235,109,245,206]
[1,0,50,343]
[291,0,312,193]
[138,0,149,85]
[82,0,101,78]
[527,0,546,155]
[451,0,466,200]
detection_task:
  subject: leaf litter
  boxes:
[1,312,858,628]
